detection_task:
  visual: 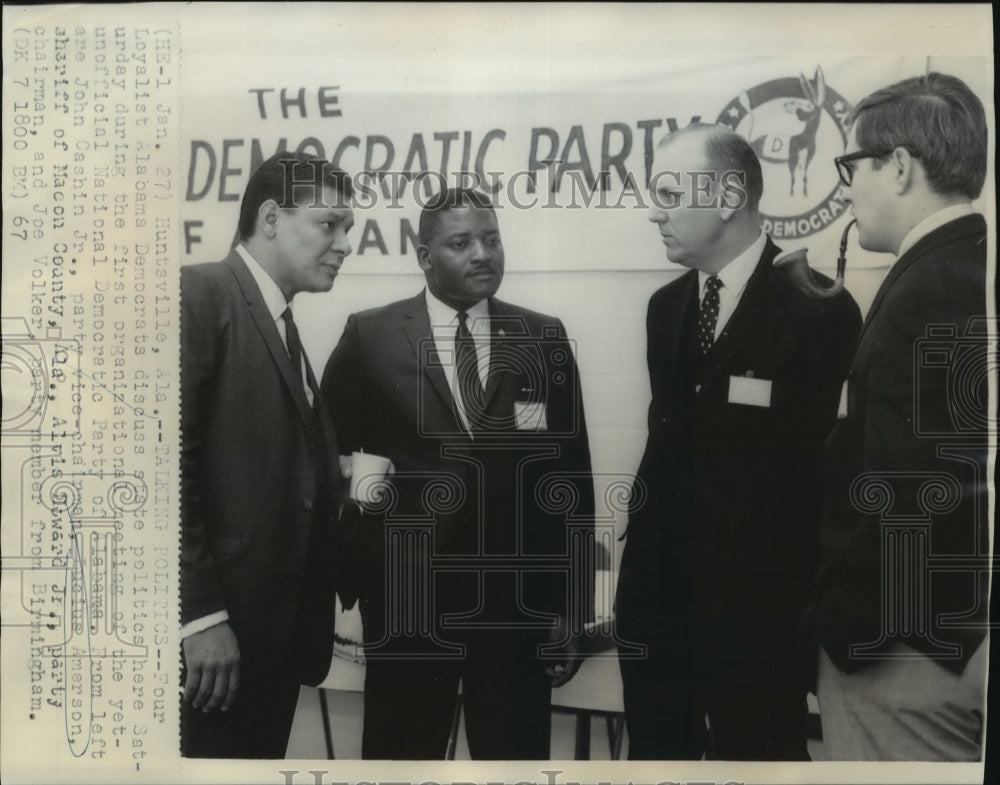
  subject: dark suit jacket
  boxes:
[811,213,989,674]
[616,238,861,677]
[322,292,594,633]
[180,251,340,686]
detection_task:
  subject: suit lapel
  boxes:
[403,293,524,434]
[644,272,699,403]
[307,359,339,458]
[223,252,320,444]
[855,215,985,349]
[700,241,778,387]
[401,292,460,419]
[855,244,922,351]
[484,298,519,411]
[663,272,700,364]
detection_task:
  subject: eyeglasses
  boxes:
[834,148,920,187]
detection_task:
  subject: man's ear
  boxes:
[718,185,739,223]
[258,199,280,238]
[416,244,431,271]
[716,171,747,223]
[890,146,917,195]
[719,196,737,223]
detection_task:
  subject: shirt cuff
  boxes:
[180,610,229,639]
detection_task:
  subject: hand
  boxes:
[544,616,585,688]
[182,622,241,712]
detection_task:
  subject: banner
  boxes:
[181,55,929,275]
[2,4,994,785]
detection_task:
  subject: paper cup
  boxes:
[349,451,392,505]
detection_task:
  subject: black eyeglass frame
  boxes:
[834,147,921,187]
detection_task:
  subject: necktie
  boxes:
[281,311,332,538]
[281,307,329,511]
[697,275,722,355]
[455,311,486,431]
[281,307,321,406]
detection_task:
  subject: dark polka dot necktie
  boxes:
[698,275,722,355]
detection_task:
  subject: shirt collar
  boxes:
[424,288,490,334]
[698,230,766,298]
[236,244,289,322]
[896,204,976,258]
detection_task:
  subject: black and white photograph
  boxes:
[1,4,994,784]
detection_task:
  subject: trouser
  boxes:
[620,641,809,761]
[359,604,553,759]
[180,668,300,759]
[816,640,987,761]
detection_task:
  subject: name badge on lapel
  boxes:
[728,375,772,408]
[514,400,548,431]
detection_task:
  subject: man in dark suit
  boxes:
[810,73,989,760]
[322,188,594,759]
[180,153,355,757]
[615,124,861,760]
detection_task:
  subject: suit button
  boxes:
[303,499,314,512]
[695,384,702,393]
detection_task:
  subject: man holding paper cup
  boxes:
[322,187,595,759]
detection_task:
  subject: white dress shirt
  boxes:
[424,288,490,436]
[896,203,975,259]
[697,230,767,339]
[236,244,315,406]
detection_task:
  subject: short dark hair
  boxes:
[237,152,354,241]
[851,72,987,200]
[418,188,496,245]
[658,123,764,212]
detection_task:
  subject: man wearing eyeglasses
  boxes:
[808,73,989,760]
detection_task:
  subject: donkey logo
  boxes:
[739,66,827,198]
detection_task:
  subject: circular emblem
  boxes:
[717,67,853,239]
